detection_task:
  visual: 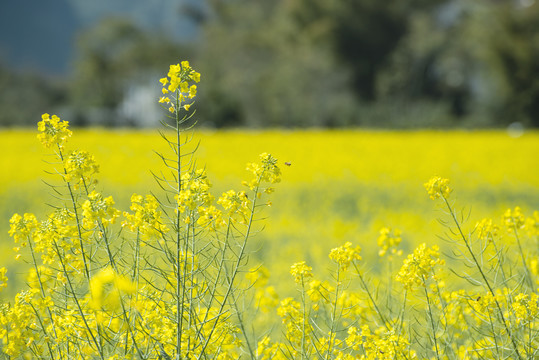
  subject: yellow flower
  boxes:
[63,150,99,188]
[328,242,362,271]
[503,206,525,231]
[159,61,201,107]
[307,279,333,304]
[396,243,444,290]
[8,213,38,244]
[377,227,402,257]
[122,193,169,238]
[0,267,7,292]
[290,261,313,284]
[424,176,451,200]
[245,153,281,190]
[89,266,136,310]
[512,292,539,324]
[82,191,121,228]
[37,113,72,148]
[475,218,499,241]
[175,169,214,214]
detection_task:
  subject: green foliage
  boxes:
[0,63,67,127]
[2,1,539,128]
[196,0,356,127]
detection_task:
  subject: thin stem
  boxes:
[199,175,264,356]
[325,266,342,360]
[422,278,441,360]
[442,196,523,360]
[300,277,307,359]
[52,239,104,360]
[512,224,533,289]
[353,262,389,327]
[57,145,91,282]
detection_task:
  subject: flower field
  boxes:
[2,129,538,286]
[1,62,539,358]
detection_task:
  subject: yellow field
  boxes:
[1,129,538,292]
[1,126,539,358]
[3,129,538,186]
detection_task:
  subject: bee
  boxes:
[284,162,292,166]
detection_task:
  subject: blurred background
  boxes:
[0,0,538,129]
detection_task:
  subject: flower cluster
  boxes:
[33,209,80,267]
[328,241,362,271]
[0,268,7,292]
[256,336,284,360]
[8,213,38,245]
[396,243,444,290]
[122,194,169,238]
[277,297,308,349]
[512,292,539,325]
[475,218,499,241]
[89,267,136,310]
[245,153,281,191]
[37,113,72,149]
[159,61,201,113]
[63,150,99,188]
[81,191,121,228]
[307,279,333,305]
[176,169,213,214]
[503,206,525,231]
[377,227,402,257]
[0,291,39,357]
[346,325,410,358]
[424,176,451,200]
[290,261,313,284]
[217,190,251,223]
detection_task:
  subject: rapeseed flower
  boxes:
[8,213,38,245]
[512,292,539,325]
[158,61,200,113]
[82,191,121,228]
[63,149,99,188]
[377,227,402,257]
[37,113,72,149]
[503,206,525,231]
[175,169,213,213]
[328,242,361,271]
[0,268,7,292]
[396,243,444,290]
[475,218,499,241]
[424,176,451,200]
[290,261,313,284]
[89,267,136,310]
[122,193,169,237]
[217,190,251,223]
[245,153,281,190]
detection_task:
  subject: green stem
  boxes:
[442,196,523,360]
[422,278,441,360]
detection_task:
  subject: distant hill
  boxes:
[0,0,198,76]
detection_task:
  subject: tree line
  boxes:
[1,0,538,128]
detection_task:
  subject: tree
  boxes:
[70,17,194,126]
[196,0,356,127]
